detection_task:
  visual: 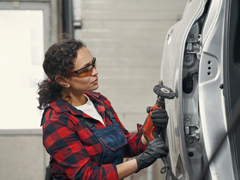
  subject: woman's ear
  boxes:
[55,76,70,88]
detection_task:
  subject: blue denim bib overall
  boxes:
[89,111,127,166]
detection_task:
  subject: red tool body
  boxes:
[142,104,162,143]
[142,84,176,174]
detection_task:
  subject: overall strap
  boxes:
[105,107,117,124]
[80,108,115,129]
[105,108,115,120]
[80,117,98,129]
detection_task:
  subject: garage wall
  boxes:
[0,1,187,180]
[0,1,57,180]
[79,0,188,132]
[0,130,45,180]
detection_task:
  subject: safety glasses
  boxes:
[68,57,97,77]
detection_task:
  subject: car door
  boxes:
[160,0,240,179]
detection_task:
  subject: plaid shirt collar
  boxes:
[48,92,106,119]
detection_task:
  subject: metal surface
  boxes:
[199,0,235,179]
[160,0,237,179]
[161,0,207,179]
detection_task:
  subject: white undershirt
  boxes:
[75,95,105,126]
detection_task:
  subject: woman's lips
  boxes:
[92,78,98,84]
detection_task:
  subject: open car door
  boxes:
[160,0,240,179]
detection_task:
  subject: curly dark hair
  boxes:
[37,38,86,110]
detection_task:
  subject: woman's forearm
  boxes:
[116,158,138,180]
[115,135,147,179]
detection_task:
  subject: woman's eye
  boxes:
[78,66,91,73]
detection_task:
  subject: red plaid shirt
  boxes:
[41,92,147,180]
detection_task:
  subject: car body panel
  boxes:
[160,0,238,179]
[161,0,207,179]
[199,0,235,179]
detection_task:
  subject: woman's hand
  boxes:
[135,137,169,172]
[151,108,169,130]
[116,137,169,179]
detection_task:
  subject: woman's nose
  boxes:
[92,67,98,76]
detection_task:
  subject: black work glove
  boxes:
[150,108,169,130]
[135,137,169,173]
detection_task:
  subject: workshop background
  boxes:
[0,0,187,179]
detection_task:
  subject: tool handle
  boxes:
[142,104,162,143]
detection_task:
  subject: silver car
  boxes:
[160,0,240,179]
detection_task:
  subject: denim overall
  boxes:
[84,108,127,166]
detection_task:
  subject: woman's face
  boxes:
[67,47,99,94]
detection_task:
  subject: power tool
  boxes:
[142,84,176,173]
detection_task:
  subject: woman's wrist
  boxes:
[116,159,138,179]
[141,135,148,146]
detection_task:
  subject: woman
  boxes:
[38,38,169,180]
